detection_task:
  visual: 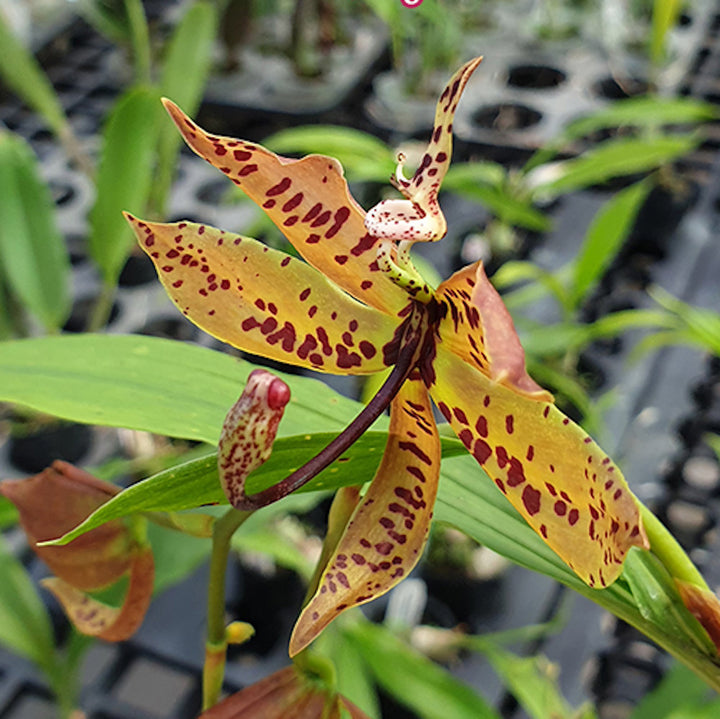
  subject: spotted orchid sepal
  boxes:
[125,214,401,376]
[428,345,649,588]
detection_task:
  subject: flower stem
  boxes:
[203,507,252,710]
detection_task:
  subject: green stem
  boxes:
[86,281,117,332]
[124,0,152,85]
[203,507,252,710]
[640,501,709,589]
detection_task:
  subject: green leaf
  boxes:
[0,132,71,330]
[124,0,151,84]
[563,98,718,142]
[651,0,683,66]
[492,260,570,314]
[649,287,720,356]
[444,162,507,188]
[471,640,593,719]
[153,1,219,215]
[667,702,720,719]
[444,164,551,231]
[317,626,381,719]
[265,126,396,183]
[630,663,711,719]
[0,14,68,135]
[89,86,162,283]
[0,496,19,530]
[42,433,465,545]
[0,333,367,442]
[529,135,699,198]
[570,180,652,308]
[344,620,500,719]
[76,0,132,46]
[0,536,55,668]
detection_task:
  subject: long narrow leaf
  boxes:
[0,537,55,669]
[153,1,219,215]
[0,334,376,442]
[651,0,683,66]
[265,126,396,183]
[344,620,500,719]
[471,640,593,719]
[528,135,699,198]
[0,132,71,329]
[0,14,68,135]
[89,86,162,283]
[630,663,711,719]
[562,98,718,142]
[571,180,652,308]
[445,164,550,231]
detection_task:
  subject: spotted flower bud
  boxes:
[218,369,291,509]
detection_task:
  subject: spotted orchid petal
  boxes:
[428,345,649,588]
[162,99,408,316]
[436,261,551,400]
[126,215,401,374]
[364,57,482,244]
[42,548,154,641]
[218,370,290,508]
[290,374,440,656]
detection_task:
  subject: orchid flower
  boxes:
[0,460,154,641]
[126,56,648,657]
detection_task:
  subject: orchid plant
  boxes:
[3,55,720,716]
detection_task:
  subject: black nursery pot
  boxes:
[8,421,93,474]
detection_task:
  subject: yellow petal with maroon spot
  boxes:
[365,57,483,244]
[428,345,649,588]
[42,548,154,642]
[162,99,408,317]
[127,215,401,375]
[289,374,440,656]
[436,261,551,400]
